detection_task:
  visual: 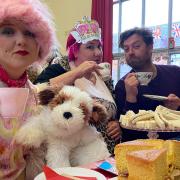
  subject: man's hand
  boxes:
[124,73,139,102]
[106,121,121,141]
[164,94,180,110]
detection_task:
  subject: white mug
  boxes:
[98,62,111,81]
[135,72,153,86]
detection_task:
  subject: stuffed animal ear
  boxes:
[80,103,91,122]
[91,103,107,123]
[38,89,56,105]
[38,85,63,105]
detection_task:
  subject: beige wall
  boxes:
[44,0,92,55]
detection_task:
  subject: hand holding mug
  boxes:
[124,73,139,102]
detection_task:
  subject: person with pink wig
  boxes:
[35,16,121,155]
[0,0,57,179]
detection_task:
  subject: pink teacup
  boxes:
[0,88,29,118]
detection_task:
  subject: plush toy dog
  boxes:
[14,86,110,168]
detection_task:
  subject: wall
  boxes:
[44,0,92,55]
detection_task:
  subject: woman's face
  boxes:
[74,40,103,66]
[0,20,40,72]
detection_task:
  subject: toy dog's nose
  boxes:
[63,112,73,119]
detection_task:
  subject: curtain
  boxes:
[91,0,113,65]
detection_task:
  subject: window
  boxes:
[145,0,168,27]
[119,64,132,78]
[112,59,119,85]
[172,0,180,47]
[145,0,169,49]
[113,3,119,53]
[113,0,180,52]
[170,54,180,66]
[112,0,180,83]
[113,0,142,54]
[121,0,142,32]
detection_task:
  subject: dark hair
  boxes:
[119,27,154,49]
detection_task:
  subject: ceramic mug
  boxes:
[135,72,153,86]
[98,62,111,81]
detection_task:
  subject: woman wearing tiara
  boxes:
[35,17,121,155]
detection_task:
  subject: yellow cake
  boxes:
[114,140,162,175]
[126,149,168,180]
[137,139,165,148]
[115,139,180,179]
[165,140,180,169]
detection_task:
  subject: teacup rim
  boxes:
[135,71,153,74]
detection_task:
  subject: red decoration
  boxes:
[169,37,175,49]
[91,0,113,65]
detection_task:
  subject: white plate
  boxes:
[34,167,106,180]
[143,94,168,101]
[109,177,118,180]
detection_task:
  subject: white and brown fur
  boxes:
[14,86,110,170]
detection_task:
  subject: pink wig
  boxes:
[0,0,56,63]
[66,33,81,62]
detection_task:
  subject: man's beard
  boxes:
[126,56,152,70]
